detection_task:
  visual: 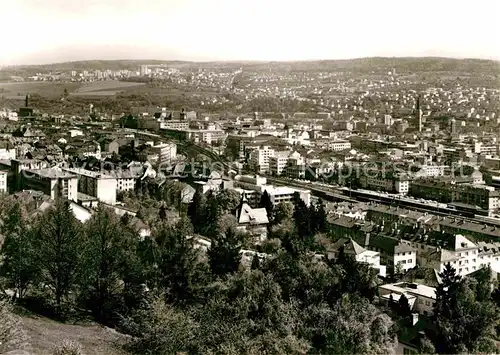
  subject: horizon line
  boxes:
[3,55,500,68]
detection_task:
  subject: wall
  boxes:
[97,178,117,205]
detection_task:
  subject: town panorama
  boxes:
[0,57,499,354]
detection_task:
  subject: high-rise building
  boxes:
[140,65,148,76]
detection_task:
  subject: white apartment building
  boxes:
[474,142,498,155]
[269,156,289,176]
[22,168,78,202]
[160,120,189,130]
[0,148,16,160]
[418,234,500,277]
[314,139,352,152]
[248,146,275,174]
[395,178,410,194]
[360,174,410,195]
[394,242,418,272]
[264,185,311,207]
[414,164,446,178]
[149,142,177,164]
[232,174,311,207]
[108,170,139,192]
[0,170,8,194]
[62,168,117,205]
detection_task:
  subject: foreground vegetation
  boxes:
[0,188,498,354]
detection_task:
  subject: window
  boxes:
[425,300,430,306]
[408,259,412,263]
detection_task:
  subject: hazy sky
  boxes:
[2,0,499,65]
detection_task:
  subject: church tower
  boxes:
[416,95,423,132]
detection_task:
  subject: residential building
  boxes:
[22,168,78,202]
[0,170,7,194]
[160,120,189,130]
[410,178,500,211]
[379,282,437,316]
[269,154,289,176]
[313,138,352,151]
[0,147,16,160]
[137,117,160,131]
[415,234,500,277]
[360,173,410,195]
[328,237,386,277]
[235,194,269,243]
[148,142,177,165]
[62,167,117,205]
[107,169,140,192]
[248,146,275,174]
[231,174,311,207]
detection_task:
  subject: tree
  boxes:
[208,225,242,277]
[251,254,260,270]
[273,202,293,225]
[33,200,85,316]
[433,262,461,321]
[259,190,274,221]
[159,205,167,221]
[312,198,327,233]
[292,192,313,244]
[433,263,499,354]
[204,191,221,239]
[304,294,397,354]
[336,246,377,301]
[187,190,206,234]
[156,217,204,305]
[0,202,38,300]
[80,206,129,323]
[398,293,411,318]
[127,298,197,355]
[216,189,241,213]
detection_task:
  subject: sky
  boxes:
[1,0,499,65]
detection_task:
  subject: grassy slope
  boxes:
[20,315,129,355]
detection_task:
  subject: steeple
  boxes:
[416,95,423,132]
[235,192,249,218]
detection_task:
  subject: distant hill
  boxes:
[9,57,499,75]
[13,60,193,71]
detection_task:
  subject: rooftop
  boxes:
[62,167,116,180]
[25,168,77,179]
[380,282,437,300]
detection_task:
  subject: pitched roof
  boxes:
[237,201,269,225]
[330,237,366,255]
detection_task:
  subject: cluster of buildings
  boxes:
[326,201,500,277]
